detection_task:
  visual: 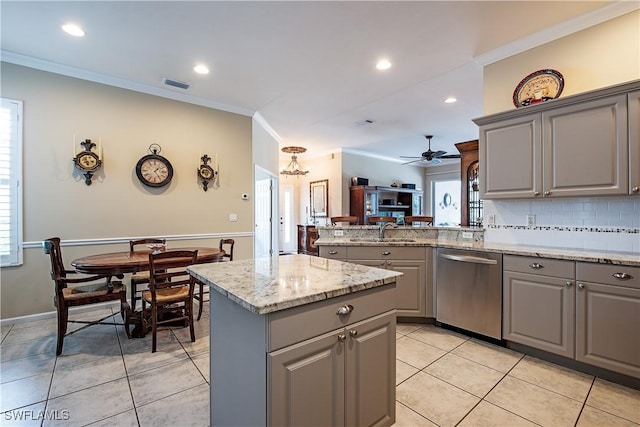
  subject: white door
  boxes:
[255,166,277,258]
[278,184,295,254]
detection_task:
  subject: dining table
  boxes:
[71,246,225,337]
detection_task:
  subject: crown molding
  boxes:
[253,112,282,143]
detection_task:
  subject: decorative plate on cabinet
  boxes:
[513,69,564,108]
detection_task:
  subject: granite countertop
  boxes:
[315,238,640,266]
[187,254,402,315]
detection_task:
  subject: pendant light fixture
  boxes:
[280,146,309,176]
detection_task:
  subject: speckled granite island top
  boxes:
[187,254,402,315]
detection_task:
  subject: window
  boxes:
[432,179,460,227]
[0,98,23,267]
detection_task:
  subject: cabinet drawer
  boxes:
[319,246,347,260]
[348,246,425,260]
[504,255,574,279]
[577,263,640,289]
[268,284,396,351]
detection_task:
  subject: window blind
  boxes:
[0,98,23,267]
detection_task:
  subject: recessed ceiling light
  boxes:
[62,23,85,37]
[193,64,210,75]
[376,59,392,71]
[444,97,457,104]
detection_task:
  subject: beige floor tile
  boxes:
[0,351,56,384]
[191,353,210,383]
[486,376,583,426]
[424,353,505,397]
[128,359,206,406]
[50,355,127,398]
[577,405,639,427]
[43,378,133,427]
[137,383,209,427]
[1,323,59,345]
[0,324,13,343]
[397,371,479,426]
[85,409,139,427]
[0,336,56,363]
[586,378,640,423]
[407,325,468,351]
[121,331,190,375]
[0,372,52,413]
[509,355,594,401]
[396,359,419,385]
[452,339,523,373]
[394,401,438,426]
[396,336,446,370]
[0,401,47,426]
[457,401,538,427]
[396,323,423,336]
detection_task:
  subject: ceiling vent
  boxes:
[162,77,190,90]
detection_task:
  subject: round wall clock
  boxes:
[513,69,564,108]
[136,144,173,188]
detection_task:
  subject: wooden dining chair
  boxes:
[404,216,434,226]
[330,216,359,225]
[43,237,131,356]
[195,239,233,320]
[367,216,396,224]
[129,238,166,311]
[142,250,198,353]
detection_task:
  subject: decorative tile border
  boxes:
[486,225,639,234]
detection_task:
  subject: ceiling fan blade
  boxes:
[431,150,447,158]
[439,154,461,159]
[401,158,425,165]
[399,155,423,159]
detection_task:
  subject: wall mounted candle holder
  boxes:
[197,154,218,191]
[73,138,102,185]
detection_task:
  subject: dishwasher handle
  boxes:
[439,253,498,265]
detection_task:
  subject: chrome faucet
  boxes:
[379,222,397,240]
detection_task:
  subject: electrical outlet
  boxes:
[462,231,473,239]
[334,230,344,237]
[229,213,238,222]
[526,214,535,226]
[487,215,495,225]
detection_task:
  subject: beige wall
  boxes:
[484,10,640,114]
[0,63,255,319]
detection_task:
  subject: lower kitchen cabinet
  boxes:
[576,263,640,379]
[503,255,575,358]
[269,311,396,427]
[319,245,347,261]
[347,246,429,318]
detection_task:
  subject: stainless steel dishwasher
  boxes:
[436,248,503,339]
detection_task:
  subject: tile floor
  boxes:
[1,305,639,426]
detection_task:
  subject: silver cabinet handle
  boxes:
[566,281,573,287]
[577,283,585,289]
[440,254,498,265]
[632,186,639,193]
[349,330,358,337]
[381,251,391,256]
[338,334,346,342]
[386,261,392,266]
[328,250,338,255]
[529,263,543,269]
[543,191,551,196]
[379,261,385,267]
[336,304,354,316]
[533,191,541,196]
[612,272,633,280]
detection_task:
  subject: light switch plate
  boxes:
[462,231,473,239]
[527,214,535,226]
[334,230,344,237]
[229,213,238,222]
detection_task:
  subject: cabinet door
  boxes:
[319,246,347,261]
[269,328,345,427]
[503,271,575,358]
[629,90,640,194]
[386,260,426,317]
[542,94,628,197]
[345,311,396,427]
[576,282,640,379]
[479,113,542,199]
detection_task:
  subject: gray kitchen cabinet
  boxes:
[576,263,640,379]
[475,80,639,199]
[629,90,640,195]
[347,246,429,318]
[319,245,347,261]
[269,308,396,426]
[503,255,576,358]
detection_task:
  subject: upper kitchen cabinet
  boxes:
[629,90,640,195]
[474,80,640,199]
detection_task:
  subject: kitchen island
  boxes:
[188,254,402,427]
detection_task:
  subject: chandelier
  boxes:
[280,146,309,176]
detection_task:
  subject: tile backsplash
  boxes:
[483,197,640,252]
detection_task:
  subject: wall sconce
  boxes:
[197,153,218,191]
[73,138,102,185]
[280,146,309,176]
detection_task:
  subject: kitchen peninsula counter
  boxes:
[188,254,401,426]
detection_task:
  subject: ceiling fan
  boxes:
[401,135,461,165]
